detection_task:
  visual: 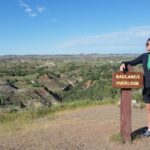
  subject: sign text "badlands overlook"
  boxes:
[112,72,143,89]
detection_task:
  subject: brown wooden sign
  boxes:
[112,71,143,89]
[112,70,144,142]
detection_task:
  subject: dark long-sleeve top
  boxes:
[121,52,150,88]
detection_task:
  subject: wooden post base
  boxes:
[120,88,132,142]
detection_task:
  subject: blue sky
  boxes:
[1,0,150,55]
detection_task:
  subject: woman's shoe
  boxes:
[142,130,150,137]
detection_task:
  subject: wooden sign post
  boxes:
[112,67,143,142]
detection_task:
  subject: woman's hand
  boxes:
[120,63,125,71]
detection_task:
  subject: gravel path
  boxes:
[0,104,150,150]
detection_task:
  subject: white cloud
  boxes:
[18,0,45,17]
[25,7,32,13]
[59,26,150,53]
[29,13,37,17]
[37,6,45,13]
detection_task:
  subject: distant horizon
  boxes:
[0,52,142,56]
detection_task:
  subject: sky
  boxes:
[1,0,150,55]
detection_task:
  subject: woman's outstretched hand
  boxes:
[120,63,125,71]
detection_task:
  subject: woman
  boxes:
[120,38,150,137]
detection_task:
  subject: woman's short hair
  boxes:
[146,38,150,47]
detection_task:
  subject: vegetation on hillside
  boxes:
[0,54,143,111]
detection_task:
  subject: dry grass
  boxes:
[0,99,116,135]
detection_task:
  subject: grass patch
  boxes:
[0,99,116,134]
[110,132,125,143]
[110,131,143,144]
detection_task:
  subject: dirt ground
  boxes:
[0,104,150,150]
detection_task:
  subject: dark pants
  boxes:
[142,88,150,103]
